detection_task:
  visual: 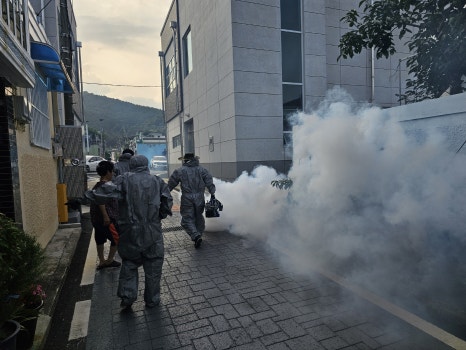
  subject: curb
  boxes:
[32,213,87,349]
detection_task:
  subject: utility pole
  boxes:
[99,118,105,158]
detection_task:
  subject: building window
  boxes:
[281,0,302,150]
[8,0,14,32]
[172,134,182,148]
[182,28,192,77]
[283,84,302,131]
[164,40,177,97]
[280,0,301,31]
[281,32,302,83]
[184,118,194,152]
[283,132,293,147]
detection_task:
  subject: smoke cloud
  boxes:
[205,88,466,325]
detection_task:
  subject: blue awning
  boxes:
[30,41,76,93]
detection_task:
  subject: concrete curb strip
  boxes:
[33,223,84,349]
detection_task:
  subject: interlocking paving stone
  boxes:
[175,319,210,333]
[229,328,252,346]
[209,315,230,333]
[178,325,215,346]
[230,341,267,350]
[259,331,291,346]
[209,332,234,350]
[285,335,324,350]
[248,296,271,313]
[276,319,307,338]
[307,324,336,341]
[195,306,217,319]
[192,337,215,350]
[209,296,230,307]
[319,336,350,350]
[257,319,281,335]
[233,302,256,316]
[151,334,181,350]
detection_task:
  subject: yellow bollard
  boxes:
[56,183,68,223]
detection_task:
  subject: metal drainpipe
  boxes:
[158,50,168,168]
[158,51,166,125]
[371,0,375,103]
[76,41,88,154]
[171,20,183,157]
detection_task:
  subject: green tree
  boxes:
[338,0,466,102]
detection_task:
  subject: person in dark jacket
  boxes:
[113,148,134,178]
[168,153,216,248]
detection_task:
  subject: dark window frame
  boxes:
[172,134,182,148]
[280,0,302,151]
[164,40,177,97]
[182,27,193,77]
[280,0,301,31]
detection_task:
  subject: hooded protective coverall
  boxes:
[113,152,132,177]
[100,155,172,306]
[168,157,215,242]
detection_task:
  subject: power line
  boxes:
[83,82,161,88]
[36,0,53,16]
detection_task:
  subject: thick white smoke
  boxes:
[205,88,466,316]
[205,166,289,241]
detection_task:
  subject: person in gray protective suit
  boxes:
[91,155,173,308]
[168,153,215,248]
[113,148,134,178]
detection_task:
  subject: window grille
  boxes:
[29,75,51,149]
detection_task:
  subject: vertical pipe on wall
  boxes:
[56,183,68,223]
[158,51,166,126]
[370,0,375,103]
[398,58,402,105]
[76,41,88,154]
[171,20,183,157]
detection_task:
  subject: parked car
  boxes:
[151,156,168,170]
[85,155,106,172]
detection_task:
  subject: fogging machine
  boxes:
[205,197,223,218]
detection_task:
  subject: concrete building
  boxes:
[0,0,83,246]
[160,0,411,181]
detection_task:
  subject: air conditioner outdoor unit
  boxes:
[53,141,63,158]
[13,95,31,122]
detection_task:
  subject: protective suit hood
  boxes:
[130,155,150,173]
[118,153,132,162]
[184,159,199,167]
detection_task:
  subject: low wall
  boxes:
[387,93,466,153]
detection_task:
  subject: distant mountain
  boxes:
[83,92,165,148]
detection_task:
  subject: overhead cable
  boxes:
[83,82,161,88]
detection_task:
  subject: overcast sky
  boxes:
[73,0,173,109]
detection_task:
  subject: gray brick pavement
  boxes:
[86,210,453,350]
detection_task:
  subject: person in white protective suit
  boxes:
[168,153,216,248]
[91,155,173,308]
